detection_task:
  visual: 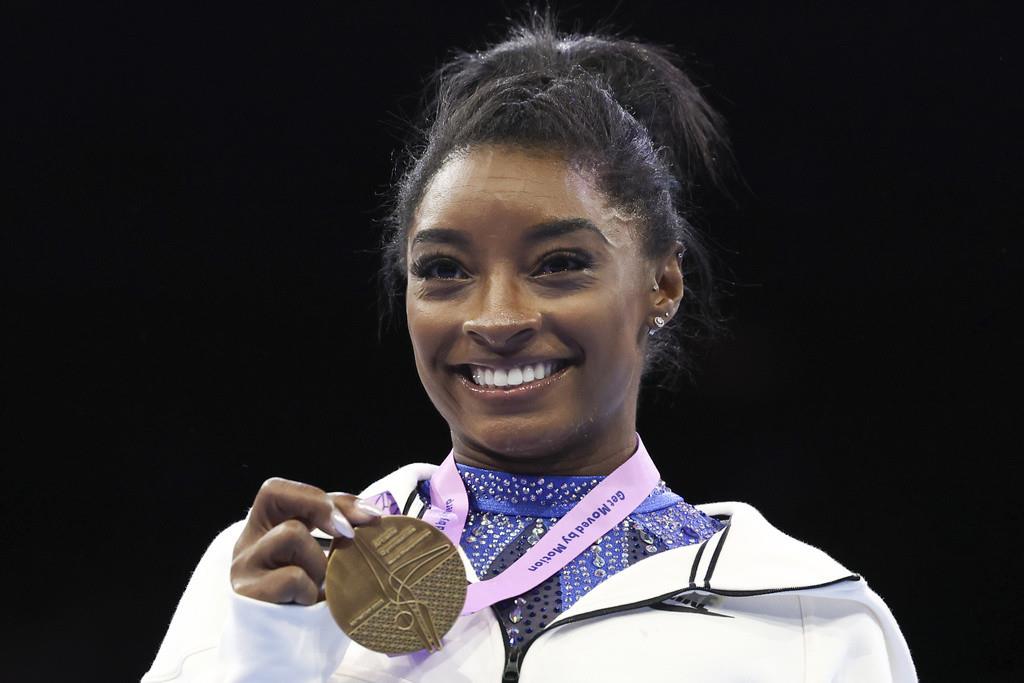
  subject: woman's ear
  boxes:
[650,241,685,319]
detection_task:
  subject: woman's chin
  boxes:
[459,418,581,464]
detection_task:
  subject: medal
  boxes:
[327,433,660,654]
[325,516,467,655]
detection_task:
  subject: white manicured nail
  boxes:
[331,509,355,538]
[355,499,384,517]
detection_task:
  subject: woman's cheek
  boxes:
[406,315,443,392]
[583,298,636,350]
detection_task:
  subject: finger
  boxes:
[248,477,351,539]
[327,492,385,527]
[234,565,320,606]
[256,519,329,587]
[231,521,325,589]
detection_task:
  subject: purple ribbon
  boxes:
[423,433,660,615]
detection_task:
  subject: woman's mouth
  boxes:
[452,359,573,396]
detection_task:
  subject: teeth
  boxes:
[465,361,565,388]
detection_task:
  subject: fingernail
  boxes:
[331,509,355,538]
[355,499,384,517]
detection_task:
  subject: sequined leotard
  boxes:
[417,463,724,648]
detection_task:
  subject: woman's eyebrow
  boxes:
[524,218,612,246]
[411,218,611,250]
[410,228,471,249]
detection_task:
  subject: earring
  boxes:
[648,316,666,336]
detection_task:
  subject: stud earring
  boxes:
[648,316,666,336]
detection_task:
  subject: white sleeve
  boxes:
[800,583,918,682]
[141,520,351,683]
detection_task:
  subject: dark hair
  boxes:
[378,13,735,387]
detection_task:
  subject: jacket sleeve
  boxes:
[800,581,917,682]
[141,520,351,683]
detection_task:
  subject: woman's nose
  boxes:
[461,280,541,350]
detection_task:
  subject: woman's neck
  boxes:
[449,421,639,476]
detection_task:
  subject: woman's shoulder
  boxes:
[688,501,917,680]
[690,500,859,591]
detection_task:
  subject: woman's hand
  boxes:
[230,478,382,605]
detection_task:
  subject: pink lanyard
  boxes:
[421,434,660,615]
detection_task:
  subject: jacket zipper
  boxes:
[501,646,523,682]
[494,605,522,682]
[495,575,860,682]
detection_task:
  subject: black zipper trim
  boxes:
[648,602,733,618]
[688,537,709,587]
[402,489,419,515]
[499,574,861,681]
[689,575,861,597]
[702,521,732,588]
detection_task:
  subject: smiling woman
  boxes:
[143,14,917,683]
[405,146,668,472]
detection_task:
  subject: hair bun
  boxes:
[563,34,732,197]
[460,15,734,200]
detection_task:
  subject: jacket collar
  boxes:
[551,500,859,624]
[358,464,860,623]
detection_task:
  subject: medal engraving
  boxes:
[325,516,467,655]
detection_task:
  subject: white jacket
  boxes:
[143,463,917,682]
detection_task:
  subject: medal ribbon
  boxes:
[422,433,660,615]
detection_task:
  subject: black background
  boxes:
[5,2,1020,680]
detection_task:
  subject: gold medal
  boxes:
[325,516,467,655]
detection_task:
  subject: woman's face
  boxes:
[405,145,676,470]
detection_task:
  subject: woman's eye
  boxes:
[412,253,590,280]
[412,258,467,280]
[536,253,590,275]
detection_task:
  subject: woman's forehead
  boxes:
[411,146,636,249]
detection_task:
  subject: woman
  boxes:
[144,18,916,683]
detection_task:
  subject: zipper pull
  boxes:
[502,646,522,682]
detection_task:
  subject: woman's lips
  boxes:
[454,363,573,400]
